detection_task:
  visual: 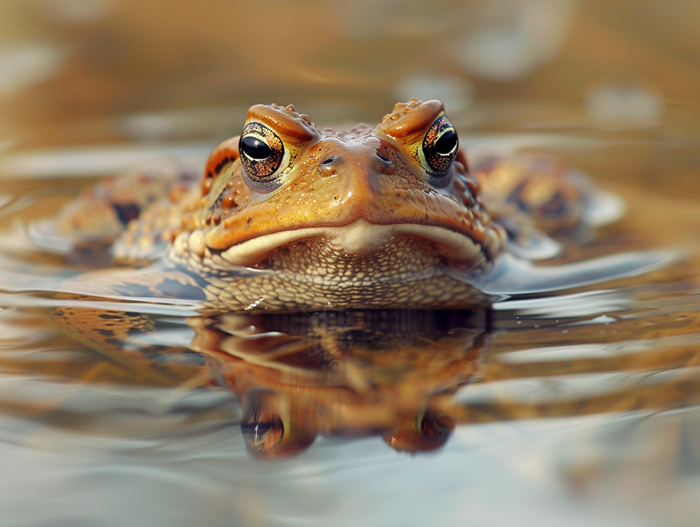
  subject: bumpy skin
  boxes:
[48,99,590,311]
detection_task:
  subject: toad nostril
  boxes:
[321,157,335,165]
[376,153,396,175]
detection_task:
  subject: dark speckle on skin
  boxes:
[215,156,232,175]
[98,314,123,320]
[112,203,142,226]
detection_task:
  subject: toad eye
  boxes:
[240,136,271,160]
[421,116,458,187]
[239,122,285,192]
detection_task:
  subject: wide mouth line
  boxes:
[217,219,485,266]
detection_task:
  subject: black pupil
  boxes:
[241,136,272,160]
[242,420,272,440]
[435,129,457,155]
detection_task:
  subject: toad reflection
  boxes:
[190,310,489,458]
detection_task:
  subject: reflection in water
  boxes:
[193,310,488,457]
[5,272,699,464]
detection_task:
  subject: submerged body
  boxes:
[39,98,614,311]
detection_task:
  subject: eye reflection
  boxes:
[238,121,285,190]
[240,136,272,160]
[434,129,458,156]
[195,310,488,459]
[422,115,459,181]
[241,408,284,455]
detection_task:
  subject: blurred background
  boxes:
[0,0,698,193]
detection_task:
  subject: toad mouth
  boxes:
[217,218,485,267]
